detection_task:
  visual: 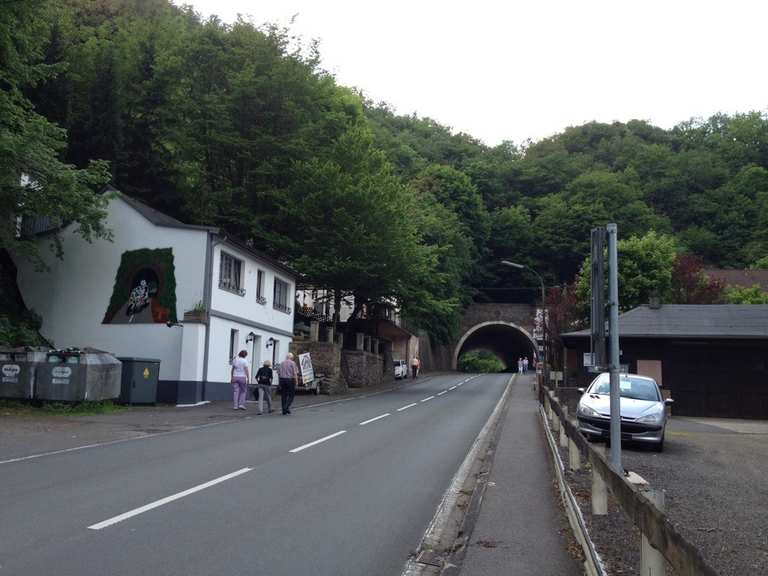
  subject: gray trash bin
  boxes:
[117,357,160,404]
[0,347,48,399]
[36,349,121,402]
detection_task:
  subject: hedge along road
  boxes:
[0,373,507,576]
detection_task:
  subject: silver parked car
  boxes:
[576,372,673,452]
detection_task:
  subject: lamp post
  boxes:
[501,260,548,382]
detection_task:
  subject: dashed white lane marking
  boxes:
[437,391,447,396]
[88,467,253,530]
[359,413,391,426]
[448,386,457,391]
[421,396,435,403]
[397,403,418,412]
[456,383,463,387]
[289,430,347,453]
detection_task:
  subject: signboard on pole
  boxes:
[298,353,314,385]
[590,227,607,369]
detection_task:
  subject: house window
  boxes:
[273,278,291,314]
[219,252,244,295]
[256,270,266,304]
[229,329,239,363]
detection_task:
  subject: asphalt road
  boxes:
[0,373,509,576]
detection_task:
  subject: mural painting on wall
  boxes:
[103,248,178,324]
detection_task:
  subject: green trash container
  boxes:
[117,357,160,404]
[0,347,48,399]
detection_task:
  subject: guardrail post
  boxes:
[591,468,608,515]
[568,438,581,471]
[641,489,666,575]
[559,407,569,448]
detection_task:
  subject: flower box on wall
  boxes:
[183,310,209,324]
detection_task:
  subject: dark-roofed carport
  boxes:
[561,305,768,419]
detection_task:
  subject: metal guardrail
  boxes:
[539,384,720,576]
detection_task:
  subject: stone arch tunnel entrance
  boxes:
[453,321,537,371]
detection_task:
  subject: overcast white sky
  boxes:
[181,0,768,146]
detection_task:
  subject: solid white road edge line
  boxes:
[359,413,391,426]
[401,374,515,576]
[397,403,418,412]
[437,391,447,396]
[289,430,347,453]
[420,396,435,403]
[88,467,253,530]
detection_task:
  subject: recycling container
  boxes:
[35,349,121,402]
[117,357,160,404]
[0,347,48,399]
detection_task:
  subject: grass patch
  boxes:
[0,399,126,416]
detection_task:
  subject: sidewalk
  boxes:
[0,373,440,462]
[459,374,582,576]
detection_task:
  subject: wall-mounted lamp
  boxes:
[166,321,184,328]
[266,337,277,348]
[245,332,257,343]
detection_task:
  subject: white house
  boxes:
[14,187,296,404]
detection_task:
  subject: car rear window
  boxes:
[590,376,659,401]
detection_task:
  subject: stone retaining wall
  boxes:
[289,340,347,395]
[341,350,383,388]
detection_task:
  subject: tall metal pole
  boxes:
[537,273,547,385]
[606,223,622,472]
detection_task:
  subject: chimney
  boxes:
[648,295,662,309]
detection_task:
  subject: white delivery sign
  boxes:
[52,366,72,384]
[2,364,21,383]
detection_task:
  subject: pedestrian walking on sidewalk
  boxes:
[231,350,250,410]
[254,360,275,415]
[410,356,420,379]
[517,357,523,374]
[277,353,299,415]
[523,357,529,372]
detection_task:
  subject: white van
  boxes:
[393,359,408,379]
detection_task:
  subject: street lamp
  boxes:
[501,261,545,307]
[501,260,548,384]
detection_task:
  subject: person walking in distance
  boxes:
[231,350,250,410]
[517,357,523,374]
[254,360,275,415]
[523,357,529,373]
[410,356,420,379]
[277,353,299,415]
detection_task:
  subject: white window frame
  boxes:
[273,277,291,314]
[219,252,245,296]
[256,269,266,305]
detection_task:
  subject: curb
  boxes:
[401,374,515,576]
[539,405,607,576]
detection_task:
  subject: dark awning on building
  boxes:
[562,304,768,341]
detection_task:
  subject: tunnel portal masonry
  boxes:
[452,303,539,370]
[454,321,537,370]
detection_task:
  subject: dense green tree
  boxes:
[0,0,110,265]
[724,285,768,304]
[576,231,677,312]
